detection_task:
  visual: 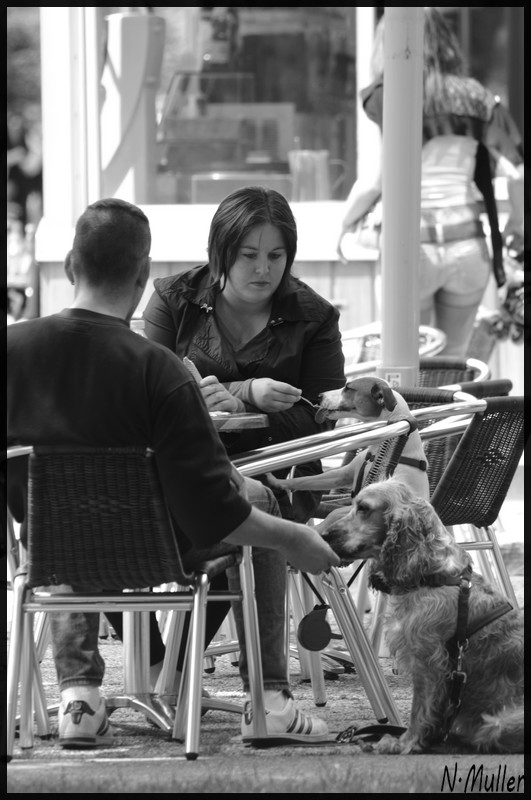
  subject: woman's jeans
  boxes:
[419,234,491,358]
[50,477,291,695]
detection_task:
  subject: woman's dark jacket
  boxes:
[143,265,346,521]
[143,265,346,453]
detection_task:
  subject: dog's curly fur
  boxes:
[320,478,524,754]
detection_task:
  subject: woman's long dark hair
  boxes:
[207,186,298,290]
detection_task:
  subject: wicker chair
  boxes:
[400,381,513,496]
[416,355,490,386]
[430,395,526,605]
[5,445,267,762]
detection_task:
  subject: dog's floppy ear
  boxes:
[371,382,397,412]
[376,494,469,590]
[374,496,435,590]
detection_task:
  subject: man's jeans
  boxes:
[50,477,291,695]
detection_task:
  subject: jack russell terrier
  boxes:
[267,376,430,504]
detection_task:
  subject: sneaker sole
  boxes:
[59,734,114,749]
[59,719,113,749]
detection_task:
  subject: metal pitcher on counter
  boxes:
[288,149,332,201]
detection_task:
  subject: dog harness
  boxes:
[422,565,514,743]
[351,449,427,498]
[336,566,514,747]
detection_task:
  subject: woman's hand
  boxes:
[199,375,240,413]
[249,378,302,412]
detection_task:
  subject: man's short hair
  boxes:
[71,198,151,288]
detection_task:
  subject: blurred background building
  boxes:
[7,7,524,211]
[6,7,524,342]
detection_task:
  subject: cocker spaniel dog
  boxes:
[319,478,524,754]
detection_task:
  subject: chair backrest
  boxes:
[416,356,490,387]
[400,383,513,496]
[399,386,458,410]
[450,378,512,398]
[430,396,526,528]
[25,446,197,591]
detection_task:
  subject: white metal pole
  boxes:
[376,7,424,388]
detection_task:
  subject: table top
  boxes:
[209,412,269,432]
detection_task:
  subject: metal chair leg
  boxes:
[6,574,27,759]
[288,570,314,680]
[317,569,402,726]
[203,609,240,668]
[297,572,327,706]
[30,630,53,738]
[184,574,210,760]
[368,591,388,657]
[485,523,518,605]
[456,523,518,606]
[239,546,267,740]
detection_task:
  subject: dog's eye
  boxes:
[357,502,372,516]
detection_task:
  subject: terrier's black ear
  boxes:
[371,383,397,412]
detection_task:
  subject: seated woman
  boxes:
[143,185,346,523]
[133,187,346,715]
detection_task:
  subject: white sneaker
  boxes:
[58,697,113,749]
[241,697,329,744]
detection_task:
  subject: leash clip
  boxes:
[336,725,358,744]
[456,641,468,673]
[451,668,467,687]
